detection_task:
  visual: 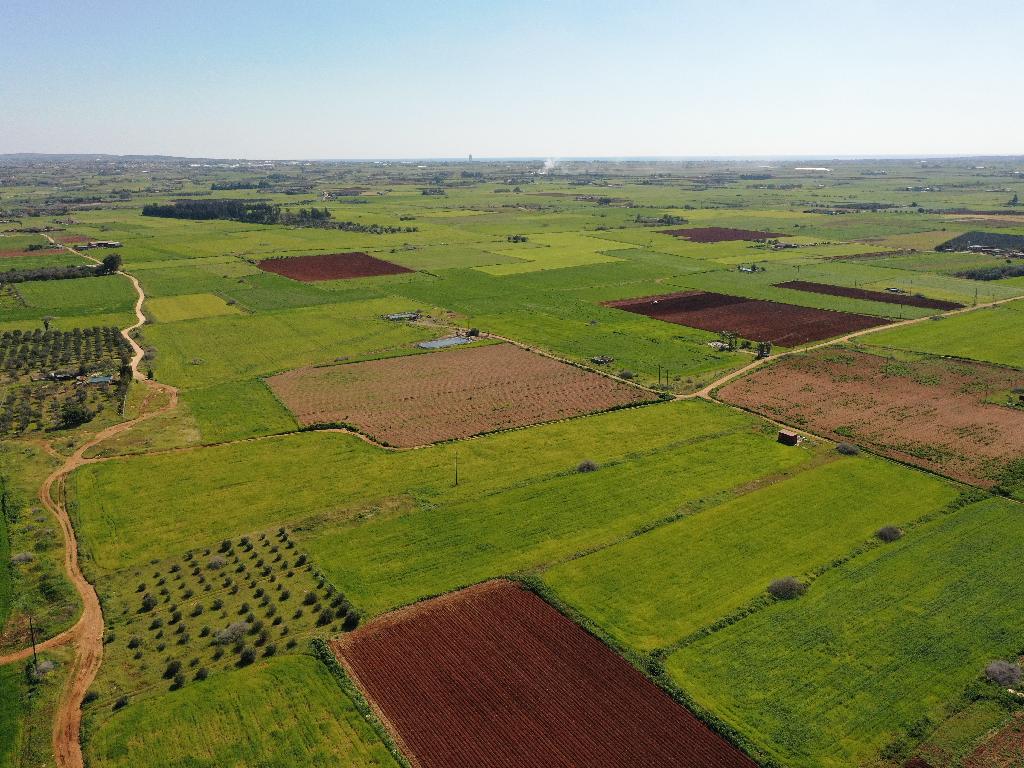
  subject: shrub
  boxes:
[112,696,129,711]
[11,551,34,565]
[264,643,277,657]
[82,690,99,705]
[140,593,158,612]
[127,636,140,650]
[985,660,1022,687]
[576,459,598,473]
[171,672,186,690]
[302,592,317,606]
[163,660,182,679]
[194,667,208,681]
[317,608,335,627]
[768,577,807,600]
[876,525,903,543]
[238,646,256,666]
[836,442,860,456]
[618,370,635,380]
[207,556,226,570]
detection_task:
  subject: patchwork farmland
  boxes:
[2,155,1024,768]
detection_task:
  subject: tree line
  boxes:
[0,254,121,285]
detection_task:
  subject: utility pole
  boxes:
[29,614,38,671]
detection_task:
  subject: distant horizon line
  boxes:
[2,151,1023,164]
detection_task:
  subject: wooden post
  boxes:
[29,614,38,671]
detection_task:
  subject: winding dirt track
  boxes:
[0,239,178,768]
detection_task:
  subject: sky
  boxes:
[1,0,1022,159]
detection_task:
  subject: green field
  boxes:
[668,497,1024,768]
[86,655,398,768]
[545,455,960,651]
[145,292,244,322]
[140,297,441,388]
[864,299,1024,369]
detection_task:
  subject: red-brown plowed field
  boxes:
[604,290,890,345]
[0,248,63,258]
[718,348,1024,486]
[331,580,758,768]
[660,226,789,242]
[774,280,964,310]
[54,234,90,244]
[256,252,413,282]
[266,343,654,447]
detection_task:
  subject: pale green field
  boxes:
[140,297,439,388]
[545,455,960,651]
[476,232,628,275]
[145,292,244,322]
[86,655,398,768]
[864,299,1024,369]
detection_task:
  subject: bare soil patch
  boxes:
[660,226,789,242]
[256,252,412,282]
[54,234,90,245]
[775,280,963,310]
[266,343,653,447]
[0,248,63,258]
[718,348,1024,486]
[605,290,889,346]
[332,580,757,768]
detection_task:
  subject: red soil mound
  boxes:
[256,252,413,282]
[332,580,757,768]
[605,290,889,346]
[774,280,963,310]
[660,226,789,242]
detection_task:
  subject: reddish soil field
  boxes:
[660,226,789,242]
[54,234,90,244]
[256,252,413,282]
[718,348,1024,486]
[332,580,757,768]
[774,280,964,310]
[266,343,653,447]
[605,290,890,346]
[0,248,63,258]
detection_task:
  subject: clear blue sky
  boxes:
[1,0,1021,159]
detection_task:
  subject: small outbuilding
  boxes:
[777,429,802,446]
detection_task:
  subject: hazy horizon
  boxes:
[3,0,1022,159]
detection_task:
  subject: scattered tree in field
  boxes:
[163,660,181,679]
[577,460,599,473]
[768,577,807,600]
[238,646,256,666]
[985,660,1022,687]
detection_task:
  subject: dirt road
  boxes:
[0,238,178,768]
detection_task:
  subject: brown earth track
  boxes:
[266,342,655,447]
[774,280,964,310]
[659,226,789,242]
[256,252,413,282]
[605,290,890,346]
[717,347,1024,487]
[332,580,758,768]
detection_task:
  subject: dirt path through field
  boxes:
[0,237,178,768]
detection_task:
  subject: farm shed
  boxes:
[777,430,802,446]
